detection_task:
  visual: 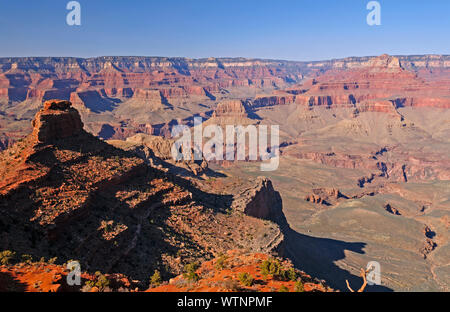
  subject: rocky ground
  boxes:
[0,100,288,288]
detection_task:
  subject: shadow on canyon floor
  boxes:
[283,229,393,292]
[270,194,393,292]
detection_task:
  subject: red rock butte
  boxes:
[32,100,84,143]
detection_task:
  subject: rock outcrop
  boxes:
[0,54,449,151]
[147,250,330,292]
[31,100,84,143]
[0,250,331,292]
[208,99,254,126]
[232,177,286,225]
[212,99,248,118]
[304,188,347,206]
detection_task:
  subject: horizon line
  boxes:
[0,53,449,64]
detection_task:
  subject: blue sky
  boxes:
[0,0,449,61]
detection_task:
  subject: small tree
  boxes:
[0,250,16,265]
[95,274,110,291]
[295,280,304,292]
[238,272,254,287]
[183,262,200,282]
[215,254,227,270]
[260,258,285,280]
[85,272,110,291]
[150,270,162,287]
[287,268,298,281]
[260,258,298,282]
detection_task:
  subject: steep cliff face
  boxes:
[207,99,256,127]
[232,177,288,228]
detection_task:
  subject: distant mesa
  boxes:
[212,99,248,118]
[367,54,403,71]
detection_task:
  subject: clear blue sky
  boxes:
[0,0,449,61]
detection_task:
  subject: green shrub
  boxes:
[150,270,162,287]
[287,268,298,281]
[215,255,228,270]
[85,272,110,291]
[294,280,304,292]
[260,259,271,277]
[0,250,16,265]
[95,274,110,290]
[260,258,282,278]
[278,285,289,292]
[260,258,297,281]
[238,272,254,287]
[183,262,200,282]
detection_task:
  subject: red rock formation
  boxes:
[256,54,450,112]
[304,188,346,206]
[212,99,248,118]
[129,89,168,110]
[31,100,83,143]
[251,92,296,108]
[232,177,285,225]
[0,57,303,107]
[109,133,209,177]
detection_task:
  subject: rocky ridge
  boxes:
[0,100,289,286]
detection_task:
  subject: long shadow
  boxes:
[269,190,393,292]
[283,229,393,292]
[77,91,120,113]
